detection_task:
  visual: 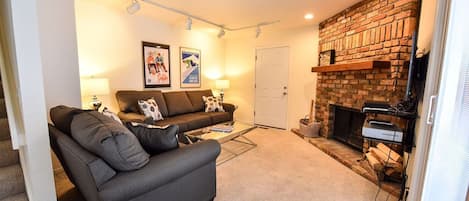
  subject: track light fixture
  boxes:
[133,0,279,38]
[127,0,141,14]
[255,26,261,38]
[186,17,192,30]
[217,28,226,38]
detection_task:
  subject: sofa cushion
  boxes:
[163,91,194,116]
[199,112,231,124]
[125,122,179,155]
[186,90,213,112]
[153,118,189,133]
[116,90,168,117]
[88,158,118,188]
[175,113,213,131]
[71,111,150,171]
[117,112,146,123]
[153,113,212,132]
[50,105,85,135]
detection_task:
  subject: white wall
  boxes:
[406,0,437,193]
[37,0,83,175]
[224,26,319,129]
[75,0,226,112]
[75,1,318,129]
[417,0,437,54]
[39,0,82,113]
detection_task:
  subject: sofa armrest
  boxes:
[222,103,236,114]
[117,112,145,123]
[98,140,221,201]
[49,125,115,201]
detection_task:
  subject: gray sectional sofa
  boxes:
[48,106,221,201]
[115,89,236,132]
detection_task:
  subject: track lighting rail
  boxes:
[130,0,279,37]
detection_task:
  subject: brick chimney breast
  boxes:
[315,0,418,137]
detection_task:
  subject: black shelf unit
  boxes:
[362,109,416,153]
[363,110,417,120]
[362,107,417,201]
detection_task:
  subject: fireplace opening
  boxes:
[331,105,366,150]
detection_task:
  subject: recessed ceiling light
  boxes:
[304,13,314,20]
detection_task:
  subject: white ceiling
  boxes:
[99,0,361,31]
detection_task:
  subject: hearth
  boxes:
[331,105,366,150]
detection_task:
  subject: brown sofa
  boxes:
[115,89,235,132]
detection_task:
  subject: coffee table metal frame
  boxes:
[185,122,257,165]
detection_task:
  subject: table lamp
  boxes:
[215,79,230,102]
[81,78,110,111]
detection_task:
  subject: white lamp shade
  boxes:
[81,78,110,96]
[215,80,230,89]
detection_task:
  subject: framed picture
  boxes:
[319,50,336,66]
[142,41,171,88]
[180,47,201,88]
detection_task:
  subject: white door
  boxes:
[420,0,469,200]
[254,47,289,129]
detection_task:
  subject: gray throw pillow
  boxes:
[71,111,150,171]
[125,122,179,155]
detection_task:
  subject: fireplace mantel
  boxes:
[311,61,390,73]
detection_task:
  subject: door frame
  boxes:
[407,0,451,200]
[253,45,290,129]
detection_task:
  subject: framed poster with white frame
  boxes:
[180,47,201,88]
[142,41,171,88]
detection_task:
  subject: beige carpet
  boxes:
[55,128,398,201]
[215,128,398,201]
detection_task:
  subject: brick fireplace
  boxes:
[313,0,419,140]
[331,105,366,150]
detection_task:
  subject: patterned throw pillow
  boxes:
[202,96,225,112]
[102,107,123,124]
[138,98,164,121]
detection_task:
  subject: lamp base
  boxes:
[91,95,102,111]
[220,91,225,102]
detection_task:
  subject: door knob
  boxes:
[283,92,288,95]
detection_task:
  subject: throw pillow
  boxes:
[71,111,150,171]
[138,98,164,121]
[125,122,179,155]
[50,105,85,135]
[102,107,123,124]
[202,96,225,112]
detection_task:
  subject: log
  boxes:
[385,167,402,176]
[369,147,402,169]
[377,143,402,163]
[366,152,384,171]
[385,167,403,180]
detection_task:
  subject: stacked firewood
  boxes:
[365,143,403,180]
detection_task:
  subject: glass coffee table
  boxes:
[185,122,257,165]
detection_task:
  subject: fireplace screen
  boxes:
[332,105,366,150]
